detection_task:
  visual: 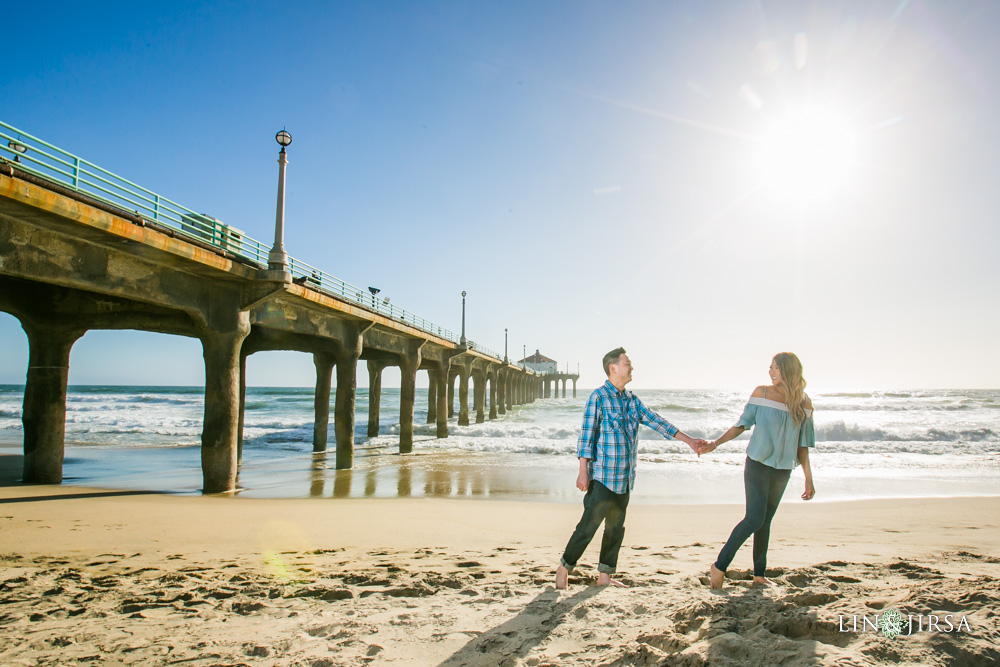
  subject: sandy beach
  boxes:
[1,476,998,666]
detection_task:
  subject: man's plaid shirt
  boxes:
[577,380,679,494]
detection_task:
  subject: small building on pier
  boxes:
[521,349,557,374]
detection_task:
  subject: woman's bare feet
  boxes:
[709,563,725,590]
[753,576,779,587]
[596,572,629,588]
[555,565,568,590]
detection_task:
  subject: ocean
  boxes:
[1,385,998,503]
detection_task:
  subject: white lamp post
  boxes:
[460,291,467,347]
[268,129,292,274]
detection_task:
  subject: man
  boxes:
[555,347,704,589]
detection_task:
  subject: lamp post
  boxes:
[523,345,526,369]
[460,291,467,347]
[504,328,508,363]
[368,286,380,309]
[7,139,27,163]
[268,129,292,274]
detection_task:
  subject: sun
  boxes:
[755,108,859,201]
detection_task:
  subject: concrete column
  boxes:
[436,367,448,438]
[427,369,438,423]
[367,360,387,438]
[398,342,423,454]
[497,371,506,415]
[313,352,335,452]
[488,374,498,420]
[237,351,247,465]
[458,366,471,426]
[335,350,360,469]
[21,322,84,484]
[448,371,457,418]
[544,379,550,399]
[562,379,567,398]
[505,371,513,411]
[573,379,577,398]
[473,372,486,424]
[200,324,250,493]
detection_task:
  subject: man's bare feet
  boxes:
[596,572,629,588]
[709,563,724,590]
[555,564,568,590]
[753,576,779,587]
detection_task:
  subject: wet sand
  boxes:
[1,482,998,666]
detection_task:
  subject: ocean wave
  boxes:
[816,422,997,443]
[818,403,979,412]
[645,403,726,413]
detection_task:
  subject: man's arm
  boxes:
[575,456,589,492]
[575,392,600,490]
[636,398,705,453]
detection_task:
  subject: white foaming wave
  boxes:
[815,422,997,443]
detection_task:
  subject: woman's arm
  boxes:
[697,425,744,455]
[798,446,815,500]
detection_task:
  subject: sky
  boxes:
[1,0,998,390]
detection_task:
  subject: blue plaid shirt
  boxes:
[577,380,679,494]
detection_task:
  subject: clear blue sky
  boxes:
[2,0,998,389]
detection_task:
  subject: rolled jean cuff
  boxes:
[560,557,575,573]
[598,563,616,574]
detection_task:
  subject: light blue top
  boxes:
[736,395,815,470]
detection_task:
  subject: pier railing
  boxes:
[1,120,502,360]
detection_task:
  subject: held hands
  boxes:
[687,438,710,455]
[697,440,718,456]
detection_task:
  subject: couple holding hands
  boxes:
[555,347,815,591]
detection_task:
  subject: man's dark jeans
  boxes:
[714,456,792,577]
[561,480,630,574]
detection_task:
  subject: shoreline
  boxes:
[4,442,1000,505]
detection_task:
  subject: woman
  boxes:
[699,352,816,589]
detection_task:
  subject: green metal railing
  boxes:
[0,120,503,361]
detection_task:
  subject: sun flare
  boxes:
[756,109,859,200]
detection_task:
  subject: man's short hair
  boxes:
[602,347,626,376]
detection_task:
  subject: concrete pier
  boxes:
[397,341,423,454]
[426,369,438,424]
[313,352,335,453]
[457,364,470,426]
[367,359,388,437]
[198,318,250,494]
[21,321,83,484]
[447,371,457,418]
[435,364,449,438]
[488,369,498,419]
[0,165,550,493]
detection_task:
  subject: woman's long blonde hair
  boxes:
[775,352,808,425]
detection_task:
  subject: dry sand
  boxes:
[1,483,998,666]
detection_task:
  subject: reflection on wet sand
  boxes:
[299,442,575,501]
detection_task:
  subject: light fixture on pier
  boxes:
[504,328,508,363]
[460,291,467,347]
[368,286,381,308]
[268,129,292,275]
[7,139,27,163]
